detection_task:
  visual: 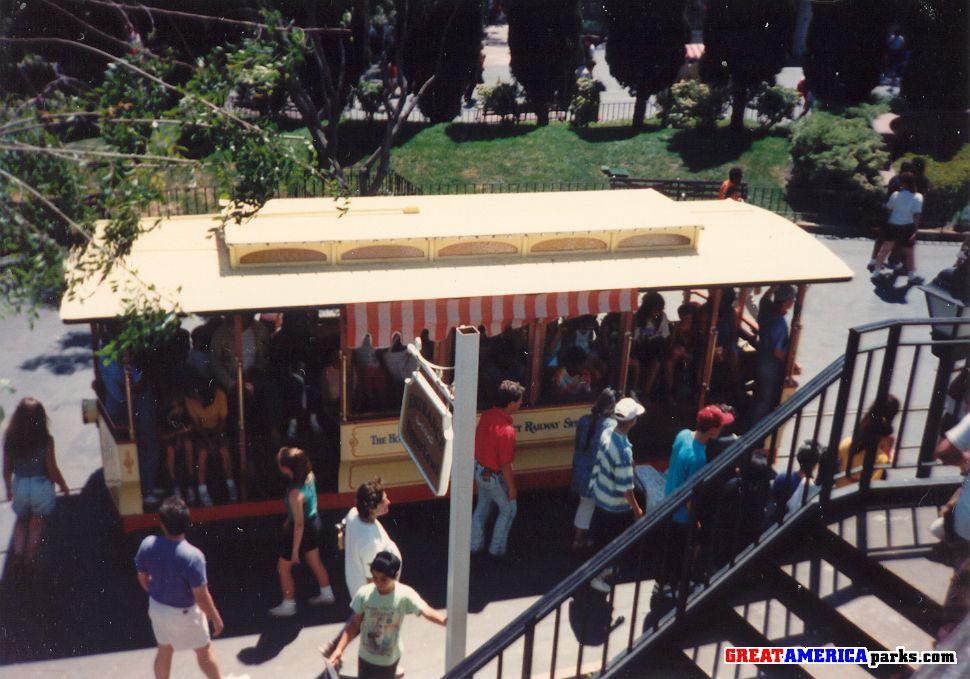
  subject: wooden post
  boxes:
[784,285,808,387]
[697,288,723,411]
[618,311,634,396]
[528,321,545,406]
[339,310,350,422]
[233,315,248,501]
[123,355,136,442]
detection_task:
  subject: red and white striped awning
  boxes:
[685,43,705,61]
[346,289,638,348]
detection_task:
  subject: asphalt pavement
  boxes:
[0,236,960,678]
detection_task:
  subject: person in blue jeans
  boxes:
[3,398,69,567]
[471,380,525,561]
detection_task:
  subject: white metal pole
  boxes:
[446,326,479,672]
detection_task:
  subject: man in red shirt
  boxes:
[471,380,525,561]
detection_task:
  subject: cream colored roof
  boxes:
[59,190,853,322]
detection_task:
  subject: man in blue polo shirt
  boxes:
[135,497,239,679]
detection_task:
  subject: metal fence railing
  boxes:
[443,317,970,679]
[140,179,808,221]
[228,93,765,127]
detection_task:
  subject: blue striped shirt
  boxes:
[589,429,635,513]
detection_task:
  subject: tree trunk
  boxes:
[536,105,549,126]
[633,90,648,129]
[730,86,748,131]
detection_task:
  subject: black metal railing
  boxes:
[444,316,970,679]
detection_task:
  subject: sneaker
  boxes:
[908,274,924,286]
[892,262,907,275]
[226,480,239,503]
[198,486,213,507]
[268,599,297,617]
[308,587,336,605]
[866,259,878,272]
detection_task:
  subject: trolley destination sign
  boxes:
[399,369,454,496]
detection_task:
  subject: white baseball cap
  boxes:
[614,397,646,422]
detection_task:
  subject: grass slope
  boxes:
[381,121,792,188]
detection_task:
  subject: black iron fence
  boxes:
[229,94,764,127]
[141,176,956,230]
[442,317,969,679]
[142,177,810,221]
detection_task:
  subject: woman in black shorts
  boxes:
[268,447,336,616]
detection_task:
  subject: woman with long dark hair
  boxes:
[569,387,617,551]
[268,447,335,616]
[2,398,69,565]
[836,395,900,488]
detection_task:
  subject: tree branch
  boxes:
[52,0,351,35]
[0,141,200,165]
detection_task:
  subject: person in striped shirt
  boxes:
[589,398,646,547]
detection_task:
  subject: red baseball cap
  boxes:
[696,405,735,429]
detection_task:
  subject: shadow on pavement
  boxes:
[872,275,919,304]
[237,618,303,665]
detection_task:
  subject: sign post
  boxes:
[446,326,479,671]
[398,327,479,672]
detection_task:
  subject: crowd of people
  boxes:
[93,278,803,514]
[6,367,970,673]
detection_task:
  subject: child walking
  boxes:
[326,551,447,678]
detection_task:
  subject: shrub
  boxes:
[656,80,727,131]
[788,111,889,227]
[355,79,384,120]
[569,77,606,127]
[477,80,522,121]
[750,83,797,129]
[902,145,970,228]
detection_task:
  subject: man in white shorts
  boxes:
[135,496,240,679]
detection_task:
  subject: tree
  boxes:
[402,0,482,123]
[603,0,688,129]
[507,0,582,126]
[0,1,442,350]
[700,0,796,131]
[901,0,969,111]
[803,0,889,104]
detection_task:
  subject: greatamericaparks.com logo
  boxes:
[723,646,957,668]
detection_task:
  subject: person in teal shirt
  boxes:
[659,405,734,591]
[268,447,336,616]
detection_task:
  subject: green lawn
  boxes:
[329,119,792,189]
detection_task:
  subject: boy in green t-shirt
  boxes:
[326,551,447,678]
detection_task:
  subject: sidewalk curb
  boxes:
[797,222,966,243]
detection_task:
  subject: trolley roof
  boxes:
[59,189,853,322]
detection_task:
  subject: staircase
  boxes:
[444,318,970,678]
